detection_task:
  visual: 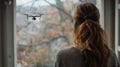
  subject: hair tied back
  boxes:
[84,15,98,21]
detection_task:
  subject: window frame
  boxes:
[0,0,107,67]
[115,0,120,57]
[0,0,16,67]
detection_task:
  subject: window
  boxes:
[115,0,120,59]
[16,0,104,67]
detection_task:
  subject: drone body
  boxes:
[24,14,44,20]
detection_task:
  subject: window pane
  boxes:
[119,10,120,46]
[16,0,101,67]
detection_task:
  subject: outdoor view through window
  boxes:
[16,0,100,67]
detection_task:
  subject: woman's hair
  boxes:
[73,3,110,67]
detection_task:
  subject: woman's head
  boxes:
[73,3,103,50]
[73,3,110,67]
[74,3,100,24]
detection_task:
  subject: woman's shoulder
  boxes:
[109,49,118,59]
[108,49,120,67]
[55,46,84,67]
[57,46,75,55]
[56,46,81,58]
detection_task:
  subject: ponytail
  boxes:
[73,19,110,67]
[73,3,110,67]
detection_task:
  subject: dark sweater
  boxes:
[55,47,120,67]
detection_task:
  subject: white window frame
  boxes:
[115,0,120,57]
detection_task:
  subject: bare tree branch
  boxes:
[44,0,73,22]
[39,35,70,45]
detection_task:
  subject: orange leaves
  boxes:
[61,23,69,30]
[45,31,59,39]
[27,55,36,64]
[38,47,45,56]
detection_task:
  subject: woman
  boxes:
[55,3,120,67]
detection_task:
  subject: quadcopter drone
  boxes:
[24,13,44,20]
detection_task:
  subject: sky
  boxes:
[16,0,56,6]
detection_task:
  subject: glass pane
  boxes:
[119,10,120,46]
[118,10,120,60]
[16,0,101,67]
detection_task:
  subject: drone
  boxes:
[24,13,44,20]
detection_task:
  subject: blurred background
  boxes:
[15,0,120,67]
[0,0,120,67]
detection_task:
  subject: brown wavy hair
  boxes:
[73,3,110,67]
